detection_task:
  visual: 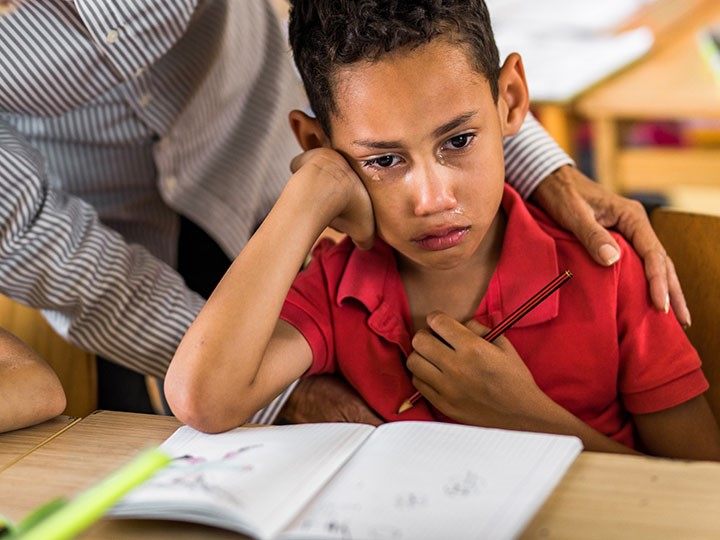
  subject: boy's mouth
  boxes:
[413,226,470,251]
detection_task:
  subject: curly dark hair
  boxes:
[288,0,500,137]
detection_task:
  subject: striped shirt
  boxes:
[0,0,572,424]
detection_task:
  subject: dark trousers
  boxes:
[97,216,232,413]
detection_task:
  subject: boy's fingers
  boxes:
[411,327,454,356]
[406,350,443,380]
[350,233,375,251]
[289,152,308,173]
[424,311,468,347]
[464,319,514,352]
[464,318,489,337]
[409,375,442,406]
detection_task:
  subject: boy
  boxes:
[166,0,720,459]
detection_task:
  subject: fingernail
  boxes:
[664,294,670,314]
[684,312,692,329]
[599,244,620,266]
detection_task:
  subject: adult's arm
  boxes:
[0,121,294,424]
[0,120,204,378]
[0,327,66,433]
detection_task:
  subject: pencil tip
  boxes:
[397,400,413,414]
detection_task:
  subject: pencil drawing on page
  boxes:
[148,444,265,506]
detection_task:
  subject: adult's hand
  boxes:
[277,374,383,426]
[530,165,690,327]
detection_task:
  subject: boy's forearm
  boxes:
[166,173,340,432]
[508,395,639,455]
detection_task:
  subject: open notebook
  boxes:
[110,422,582,540]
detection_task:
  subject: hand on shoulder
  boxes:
[530,165,690,327]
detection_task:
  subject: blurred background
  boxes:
[272,0,720,216]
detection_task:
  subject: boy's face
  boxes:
[328,38,525,272]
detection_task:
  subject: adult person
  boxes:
[0,0,687,421]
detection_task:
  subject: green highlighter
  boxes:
[0,447,170,540]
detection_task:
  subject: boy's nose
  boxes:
[412,165,457,216]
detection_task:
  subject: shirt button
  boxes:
[106,29,119,44]
[164,176,178,194]
[156,137,168,151]
[133,66,145,78]
[139,93,152,107]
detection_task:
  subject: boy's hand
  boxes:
[530,165,690,327]
[406,312,551,428]
[290,148,375,250]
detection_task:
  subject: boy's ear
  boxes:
[496,53,530,137]
[289,109,331,151]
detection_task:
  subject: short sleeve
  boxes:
[279,240,338,375]
[614,237,708,414]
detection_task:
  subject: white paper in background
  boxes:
[495,26,654,103]
[488,0,656,34]
[488,0,656,103]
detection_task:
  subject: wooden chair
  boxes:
[0,295,97,417]
[651,208,720,424]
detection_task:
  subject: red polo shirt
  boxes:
[280,185,707,448]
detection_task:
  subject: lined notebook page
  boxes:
[283,422,582,540]
[112,423,374,540]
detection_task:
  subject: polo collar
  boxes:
[335,185,562,334]
[484,186,561,328]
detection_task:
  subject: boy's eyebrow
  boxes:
[352,111,478,150]
[431,111,477,139]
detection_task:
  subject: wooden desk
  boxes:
[2,411,720,539]
[0,415,78,473]
[574,0,720,199]
[0,411,239,539]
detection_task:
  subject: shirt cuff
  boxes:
[622,369,709,415]
[504,113,575,199]
[247,379,301,425]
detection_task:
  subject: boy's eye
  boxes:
[364,154,400,168]
[443,133,474,150]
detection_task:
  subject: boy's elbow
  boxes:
[165,374,251,434]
